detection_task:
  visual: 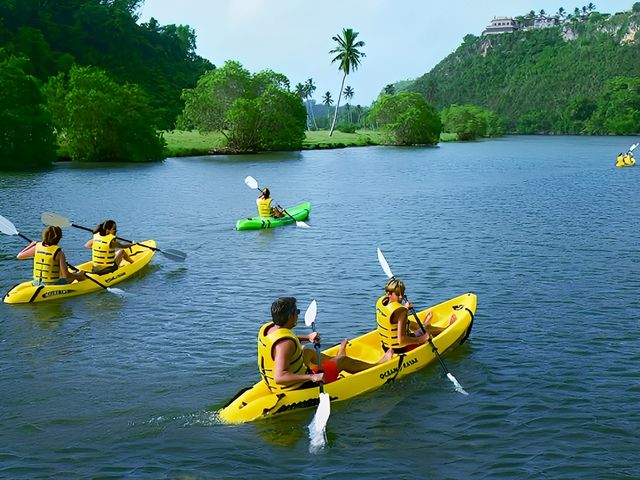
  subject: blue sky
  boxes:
[138,0,635,105]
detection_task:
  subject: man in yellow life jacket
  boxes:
[256,188,284,219]
[376,278,456,354]
[616,153,625,167]
[258,297,391,393]
[84,219,133,273]
[17,226,86,285]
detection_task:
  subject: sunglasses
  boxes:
[292,308,300,316]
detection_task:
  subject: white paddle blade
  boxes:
[304,299,318,327]
[447,372,469,396]
[308,392,330,453]
[106,287,127,296]
[629,143,638,152]
[296,221,311,229]
[244,176,259,189]
[41,212,72,228]
[0,215,19,236]
[377,248,394,279]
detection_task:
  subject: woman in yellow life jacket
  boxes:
[84,219,133,274]
[256,188,284,219]
[17,226,86,285]
[258,297,391,393]
[376,278,456,354]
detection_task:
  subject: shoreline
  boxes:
[161,130,459,158]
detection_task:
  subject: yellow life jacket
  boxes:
[616,155,624,167]
[624,154,635,166]
[258,322,307,392]
[33,243,61,284]
[257,197,273,218]
[91,233,116,268]
[376,295,409,350]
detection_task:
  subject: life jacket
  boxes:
[33,243,61,284]
[257,197,273,218]
[616,154,624,167]
[258,322,307,392]
[376,295,409,350]
[91,233,116,268]
[624,154,635,166]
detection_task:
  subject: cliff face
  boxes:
[404,8,640,133]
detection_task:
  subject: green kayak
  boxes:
[235,202,311,231]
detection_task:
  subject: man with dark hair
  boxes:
[258,297,391,392]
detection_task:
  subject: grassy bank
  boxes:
[162,129,458,158]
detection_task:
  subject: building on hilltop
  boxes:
[482,17,519,35]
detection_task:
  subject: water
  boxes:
[1,136,638,479]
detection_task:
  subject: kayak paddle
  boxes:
[628,142,638,153]
[243,176,310,229]
[41,212,186,262]
[304,299,330,452]
[376,248,468,396]
[0,214,121,294]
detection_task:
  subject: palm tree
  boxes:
[328,28,366,136]
[304,78,318,130]
[343,85,354,123]
[295,82,310,130]
[322,91,333,128]
[383,84,396,95]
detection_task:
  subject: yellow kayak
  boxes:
[217,292,477,424]
[3,240,156,304]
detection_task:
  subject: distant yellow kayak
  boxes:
[3,240,156,304]
[217,292,477,424]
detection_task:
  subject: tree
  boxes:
[322,91,333,127]
[368,92,441,145]
[304,78,318,130]
[343,85,354,123]
[441,104,504,140]
[180,61,306,151]
[328,28,365,136]
[0,55,56,170]
[383,84,396,95]
[44,65,164,162]
[587,76,640,134]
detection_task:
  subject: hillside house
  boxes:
[482,17,519,35]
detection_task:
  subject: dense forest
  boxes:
[406,4,640,134]
[0,0,212,129]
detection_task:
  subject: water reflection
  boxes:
[28,302,74,330]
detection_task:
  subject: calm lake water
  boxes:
[1,136,639,479]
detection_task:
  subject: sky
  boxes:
[138,0,634,106]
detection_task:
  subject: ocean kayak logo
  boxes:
[105,272,126,284]
[379,357,418,379]
[42,289,71,298]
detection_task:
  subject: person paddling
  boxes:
[257,188,284,219]
[376,278,456,354]
[258,297,391,392]
[17,226,86,285]
[84,219,133,273]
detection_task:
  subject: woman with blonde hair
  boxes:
[17,226,85,285]
[376,278,456,354]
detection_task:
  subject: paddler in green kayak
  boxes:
[257,188,284,219]
[258,297,392,392]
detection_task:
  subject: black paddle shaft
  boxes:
[405,295,451,375]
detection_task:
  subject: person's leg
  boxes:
[115,248,133,265]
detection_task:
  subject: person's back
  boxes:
[257,188,273,218]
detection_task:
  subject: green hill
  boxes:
[0,0,212,129]
[406,5,640,134]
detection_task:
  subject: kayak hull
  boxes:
[235,202,311,231]
[3,240,156,304]
[216,292,477,424]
